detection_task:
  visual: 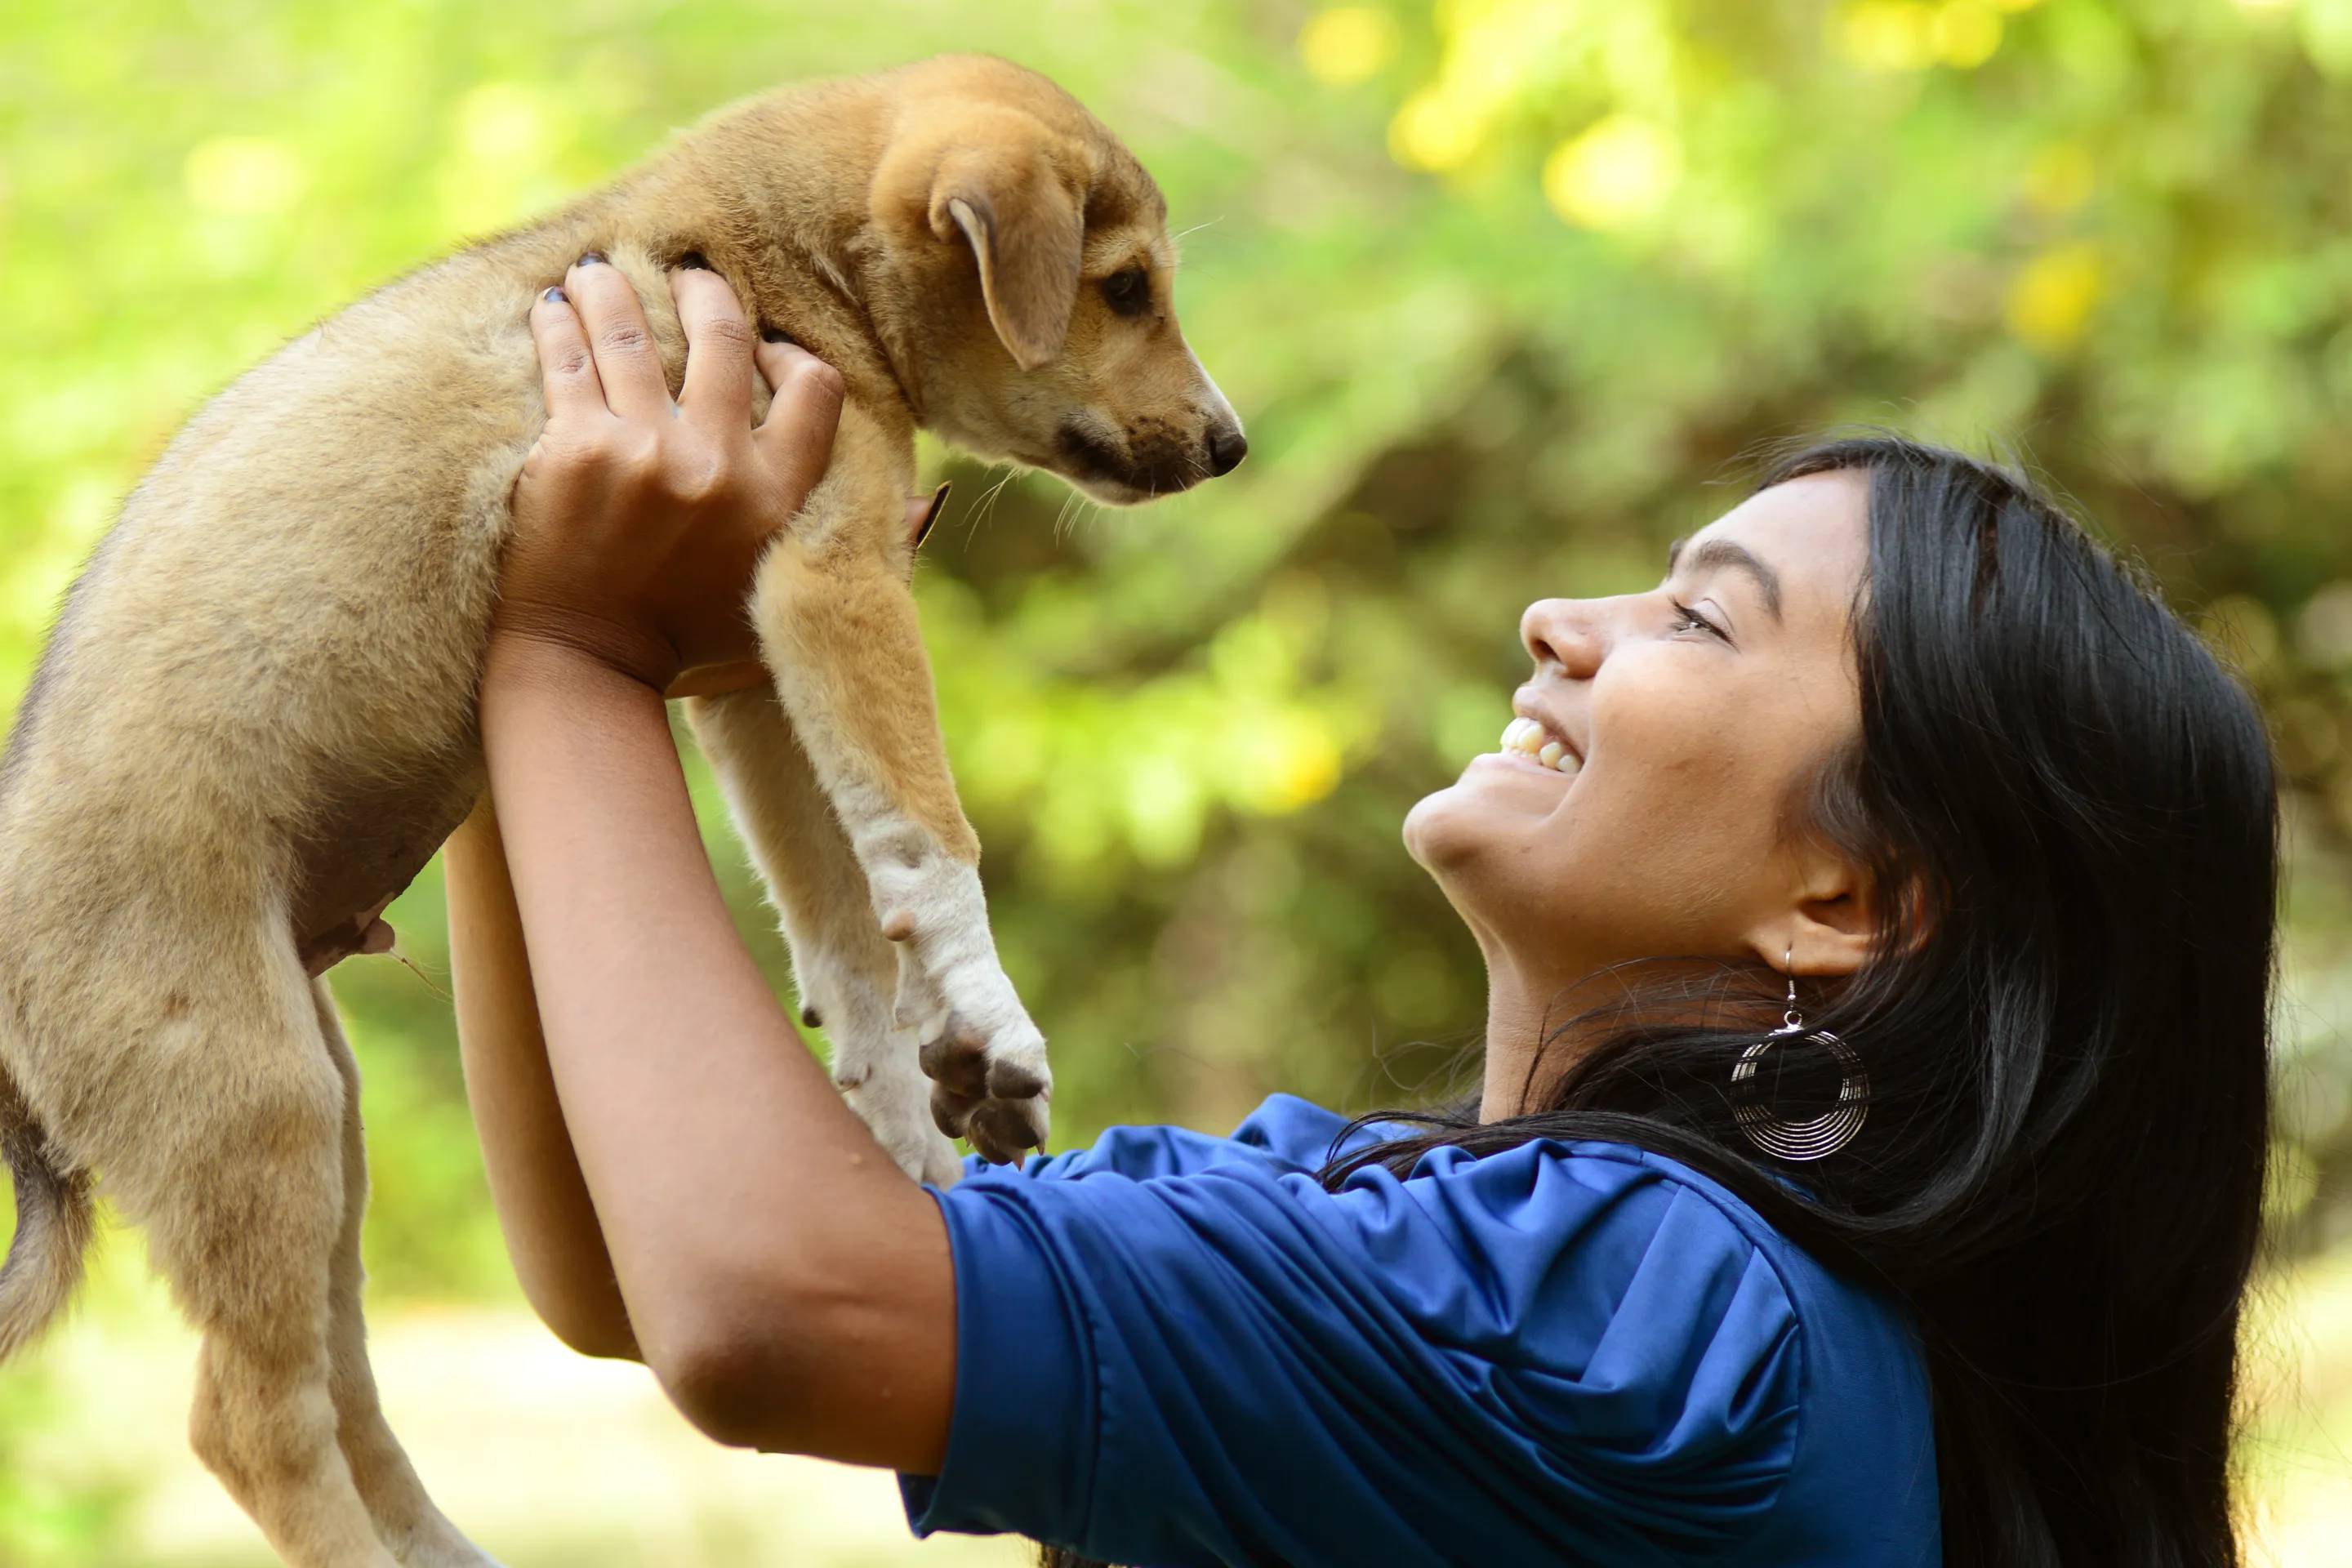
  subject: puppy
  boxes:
[0,54,1241,1568]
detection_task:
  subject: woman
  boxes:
[448,255,2275,1566]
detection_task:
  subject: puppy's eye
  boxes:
[1100,266,1152,318]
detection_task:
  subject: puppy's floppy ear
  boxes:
[926,134,1085,372]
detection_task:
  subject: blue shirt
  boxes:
[901,1094,1940,1566]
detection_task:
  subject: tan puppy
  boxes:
[0,55,1240,1568]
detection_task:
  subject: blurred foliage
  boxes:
[7,0,2352,1377]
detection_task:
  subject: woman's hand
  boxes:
[497,254,846,694]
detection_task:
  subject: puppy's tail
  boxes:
[0,1063,92,1362]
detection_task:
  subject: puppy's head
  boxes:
[871,57,1244,505]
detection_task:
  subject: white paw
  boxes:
[837,1040,969,1187]
[870,860,1052,1165]
[796,967,966,1186]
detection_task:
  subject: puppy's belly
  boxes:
[287,766,482,956]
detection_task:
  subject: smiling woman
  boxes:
[1404,469,1875,1123]
[1352,435,2278,1567]
[454,366,2274,1568]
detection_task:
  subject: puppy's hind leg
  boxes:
[113,942,398,1567]
[687,685,964,1187]
[312,981,501,1567]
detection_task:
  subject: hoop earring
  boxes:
[1731,950,1868,1162]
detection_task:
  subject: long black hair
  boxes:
[1045,435,2278,1566]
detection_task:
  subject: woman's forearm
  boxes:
[446,798,639,1361]
[476,634,955,1469]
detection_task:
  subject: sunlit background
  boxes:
[4,0,2352,1560]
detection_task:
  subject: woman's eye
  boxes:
[1101,266,1152,318]
[1669,600,1725,639]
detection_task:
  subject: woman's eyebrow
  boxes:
[1664,536,1784,621]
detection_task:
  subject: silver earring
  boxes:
[1731,949,1868,1161]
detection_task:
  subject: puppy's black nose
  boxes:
[1206,425,1249,478]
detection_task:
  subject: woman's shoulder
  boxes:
[929,1098,1939,1562]
[1350,1129,1939,1560]
[973,1099,1893,1446]
[978,1096,1910,1361]
[1310,1125,1939,1560]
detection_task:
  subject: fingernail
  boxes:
[679,250,711,270]
[577,250,607,267]
[541,286,567,304]
[760,325,795,345]
[915,481,951,550]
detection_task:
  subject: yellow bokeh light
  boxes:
[2023,141,2095,214]
[183,136,306,217]
[1299,7,1396,86]
[1841,1,1941,71]
[456,82,545,163]
[1842,0,2021,72]
[1934,1,2003,67]
[1267,721,1343,812]
[1543,114,1682,231]
[1389,88,1485,171]
[2006,242,2104,351]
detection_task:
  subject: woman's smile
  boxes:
[1495,713,1584,774]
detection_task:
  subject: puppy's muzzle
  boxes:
[1055,412,1248,503]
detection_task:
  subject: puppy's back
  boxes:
[0,233,582,954]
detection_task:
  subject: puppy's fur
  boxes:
[0,56,1239,1567]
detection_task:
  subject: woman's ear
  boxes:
[1749,845,1878,979]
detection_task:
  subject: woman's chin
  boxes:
[1406,753,1578,871]
[1401,787,1457,871]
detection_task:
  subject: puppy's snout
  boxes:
[1206,423,1248,478]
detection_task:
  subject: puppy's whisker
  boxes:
[1169,216,1224,262]
[974,466,1018,532]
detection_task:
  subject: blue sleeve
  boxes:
[952,1093,1385,1187]
[902,1121,1806,1568]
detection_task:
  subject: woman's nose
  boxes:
[1521,598,1606,677]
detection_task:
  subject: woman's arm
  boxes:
[471,256,954,1470]
[445,797,639,1362]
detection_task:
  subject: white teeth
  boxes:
[1497,716,1580,775]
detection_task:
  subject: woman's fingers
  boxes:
[752,337,846,496]
[528,287,608,424]
[564,253,673,421]
[672,261,758,423]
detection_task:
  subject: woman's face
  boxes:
[1405,470,1873,993]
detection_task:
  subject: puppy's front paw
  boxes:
[873,868,1052,1165]
[916,1007,1051,1165]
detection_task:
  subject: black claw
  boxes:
[930,1090,971,1140]
[989,1062,1047,1102]
[920,1022,991,1096]
[913,481,951,551]
[969,1101,1042,1164]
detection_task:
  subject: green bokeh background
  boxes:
[6,0,2352,1560]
